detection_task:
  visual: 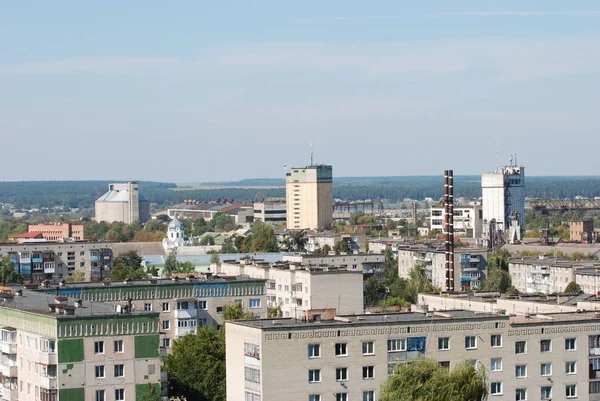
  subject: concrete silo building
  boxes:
[95,181,150,224]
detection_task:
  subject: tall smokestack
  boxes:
[448,170,454,291]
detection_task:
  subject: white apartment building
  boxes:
[286,165,333,230]
[217,259,364,318]
[397,245,488,291]
[253,199,286,225]
[430,202,483,238]
[283,253,384,276]
[508,258,600,294]
[227,309,600,401]
[482,164,525,232]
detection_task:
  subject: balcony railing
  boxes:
[175,309,197,319]
[38,352,57,366]
[0,342,17,355]
[176,327,196,337]
[40,376,57,389]
[591,347,600,356]
[0,364,17,378]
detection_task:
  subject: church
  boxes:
[162,215,189,250]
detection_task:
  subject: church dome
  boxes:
[168,216,184,230]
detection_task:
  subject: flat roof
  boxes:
[46,276,266,290]
[509,257,600,268]
[230,310,504,329]
[0,288,154,318]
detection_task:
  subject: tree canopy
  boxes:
[109,251,147,281]
[482,267,511,293]
[163,250,196,277]
[0,256,24,285]
[564,281,583,294]
[380,358,487,401]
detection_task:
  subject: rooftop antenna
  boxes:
[494,142,499,173]
[310,141,314,166]
[514,149,518,166]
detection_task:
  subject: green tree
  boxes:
[482,267,511,293]
[488,249,511,270]
[349,211,366,225]
[211,212,236,231]
[248,222,279,252]
[222,303,256,320]
[199,236,215,246]
[333,240,351,254]
[321,244,332,254]
[65,271,85,283]
[219,238,238,254]
[209,252,220,264]
[564,281,583,294]
[109,251,146,281]
[267,305,282,318]
[357,214,376,225]
[387,219,399,230]
[0,256,24,285]
[505,286,520,296]
[164,250,196,276]
[287,230,308,252]
[380,358,487,401]
[405,262,434,303]
[163,326,226,401]
[365,277,387,305]
[137,383,162,401]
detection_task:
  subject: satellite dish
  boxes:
[116,305,122,313]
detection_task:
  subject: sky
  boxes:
[1,1,600,182]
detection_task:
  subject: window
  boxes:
[335,343,348,356]
[94,341,104,354]
[95,365,105,378]
[335,393,347,401]
[438,337,450,350]
[249,298,261,308]
[491,358,502,372]
[114,364,124,378]
[362,341,374,355]
[162,302,170,312]
[115,389,125,401]
[540,339,551,352]
[387,339,406,352]
[245,367,261,383]
[363,391,375,401]
[196,300,207,310]
[336,367,348,381]
[162,338,171,348]
[541,386,552,400]
[491,382,503,395]
[308,369,321,383]
[96,390,105,401]
[515,341,527,354]
[491,334,502,347]
[515,365,527,378]
[362,366,374,379]
[245,392,261,401]
[465,336,477,349]
[516,388,527,401]
[177,301,189,310]
[144,303,152,311]
[566,361,576,374]
[114,340,123,353]
[388,363,400,375]
[308,344,320,358]
[565,338,576,351]
[566,384,576,398]
[439,361,450,369]
[162,320,170,330]
[592,381,600,394]
[309,396,321,401]
[541,363,552,376]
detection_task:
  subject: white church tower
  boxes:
[163,215,188,250]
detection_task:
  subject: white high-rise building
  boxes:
[286,165,333,230]
[482,163,525,232]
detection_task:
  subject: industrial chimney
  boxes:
[444,170,455,291]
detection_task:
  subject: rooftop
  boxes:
[8,232,44,239]
[0,288,152,318]
[509,257,600,268]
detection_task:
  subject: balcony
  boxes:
[2,383,17,400]
[0,364,17,378]
[591,348,600,356]
[175,309,197,319]
[176,327,196,337]
[40,376,57,389]
[32,257,43,263]
[38,352,57,365]
[0,342,16,355]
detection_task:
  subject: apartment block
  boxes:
[397,245,488,291]
[0,242,113,282]
[45,277,267,350]
[227,309,600,401]
[283,253,384,276]
[430,202,483,238]
[305,232,367,253]
[217,259,364,318]
[253,199,286,225]
[508,257,600,294]
[286,165,333,230]
[27,223,85,241]
[0,288,162,401]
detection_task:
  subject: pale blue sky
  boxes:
[1,1,600,181]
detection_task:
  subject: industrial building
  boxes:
[0,242,114,282]
[571,220,595,244]
[167,203,254,225]
[397,245,488,291]
[95,182,150,224]
[217,258,364,318]
[430,202,483,239]
[286,165,333,230]
[226,306,600,401]
[27,222,85,241]
[0,287,162,401]
[253,198,286,225]
[43,276,267,350]
[481,155,525,235]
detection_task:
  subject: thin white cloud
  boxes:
[431,10,600,17]
[0,56,180,75]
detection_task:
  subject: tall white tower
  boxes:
[482,154,525,232]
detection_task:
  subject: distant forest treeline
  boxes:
[2,177,600,209]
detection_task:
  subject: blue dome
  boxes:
[168,216,184,230]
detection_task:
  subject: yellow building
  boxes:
[286,165,333,230]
